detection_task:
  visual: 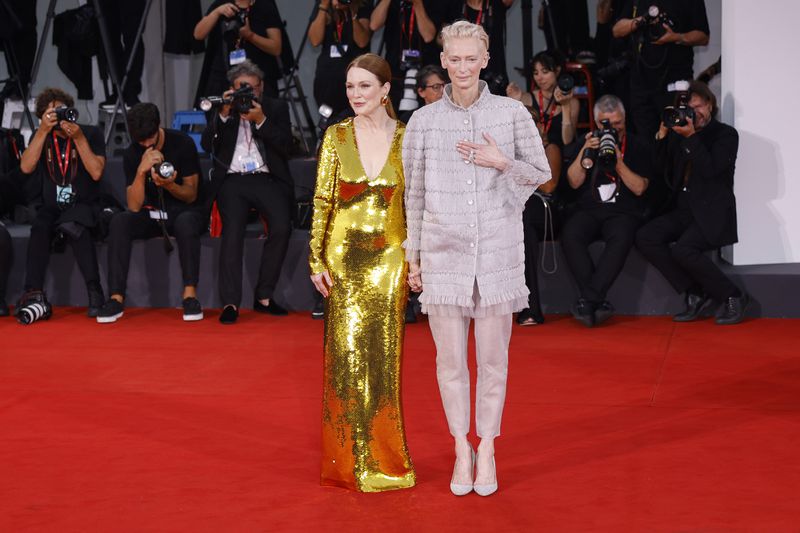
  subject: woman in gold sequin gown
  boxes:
[308,54,415,492]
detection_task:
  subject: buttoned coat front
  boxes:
[402,82,552,308]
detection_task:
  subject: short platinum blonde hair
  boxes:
[594,94,626,118]
[440,20,490,52]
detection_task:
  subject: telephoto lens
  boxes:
[17,300,53,325]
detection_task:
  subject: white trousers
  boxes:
[428,313,512,439]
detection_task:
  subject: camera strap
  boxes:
[464,0,492,33]
[536,91,556,134]
[46,133,76,187]
[400,6,417,50]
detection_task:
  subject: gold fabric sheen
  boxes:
[309,118,416,492]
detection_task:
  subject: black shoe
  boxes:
[182,297,204,322]
[0,301,8,317]
[673,292,711,322]
[405,299,417,323]
[87,285,105,318]
[99,94,119,110]
[570,298,595,328]
[124,95,141,108]
[254,298,288,315]
[594,301,614,326]
[516,307,545,326]
[715,292,750,325]
[96,299,124,323]
[311,298,324,320]
[219,305,239,324]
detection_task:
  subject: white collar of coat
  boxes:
[442,80,491,110]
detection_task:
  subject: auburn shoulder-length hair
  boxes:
[347,53,397,119]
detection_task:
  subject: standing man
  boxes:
[96,103,206,323]
[98,0,146,108]
[636,81,747,325]
[404,21,550,496]
[201,60,294,324]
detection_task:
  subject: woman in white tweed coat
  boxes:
[403,21,551,496]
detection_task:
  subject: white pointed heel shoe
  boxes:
[473,454,498,497]
[450,446,475,496]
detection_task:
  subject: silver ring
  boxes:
[469,150,475,162]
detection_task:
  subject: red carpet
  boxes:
[1,309,799,532]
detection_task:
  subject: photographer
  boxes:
[16,88,106,322]
[96,103,205,324]
[201,60,293,325]
[309,0,374,121]
[461,0,514,95]
[194,0,284,102]
[636,81,746,325]
[561,95,652,327]
[370,0,461,106]
[612,0,709,139]
[398,64,446,123]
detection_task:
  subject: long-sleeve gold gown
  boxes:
[309,118,415,492]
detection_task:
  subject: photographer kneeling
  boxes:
[201,60,293,325]
[17,88,106,324]
[561,95,653,327]
[97,103,206,323]
[636,81,746,325]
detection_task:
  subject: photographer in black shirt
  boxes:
[561,95,653,327]
[201,60,294,325]
[613,0,709,139]
[636,81,746,325]
[309,0,374,121]
[96,103,206,324]
[16,88,106,323]
[461,0,514,95]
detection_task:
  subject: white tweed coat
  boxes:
[402,81,552,308]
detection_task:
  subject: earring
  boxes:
[381,94,389,106]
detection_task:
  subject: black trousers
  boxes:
[24,206,100,291]
[560,207,640,304]
[99,0,145,101]
[522,194,560,312]
[629,73,675,140]
[217,173,292,307]
[0,222,11,302]
[636,200,738,301]
[107,209,205,298]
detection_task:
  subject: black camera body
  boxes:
[581,119,619,170]
[637,5,675,42]
[221,9,248,36]
[54,105,79,123]
[481,71,509,95]
[199,83,256,114]
[151,161,175,180]
[662,91,695,127]
[557,73,575,94]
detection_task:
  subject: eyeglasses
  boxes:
[424,83,445,91]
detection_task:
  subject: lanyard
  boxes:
[401,7,416,47]
[537,90,556,134]
[335,16,345,43]
[52,132,72,184]
[464,0,490,26]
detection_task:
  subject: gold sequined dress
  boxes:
[309,118,415,492]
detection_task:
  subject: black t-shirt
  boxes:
[202,0,283,95]
[122,129,201,216]
[383,0,461,79]
[462,0,508,81]
[619,0,710,83]
[28,125,105,209]
[575,132,653,214]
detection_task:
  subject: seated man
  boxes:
[17,87,106,324]
[201,59,294,324]
[97,103,206,323]
[561,94,652,327]
[636,81,746,325]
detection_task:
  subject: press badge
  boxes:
[597,183,617,203]
[239,154,259,173]
[229,49,247,65]
[149,210,168,221]
[56,185,73,205]
[330,44,348,58]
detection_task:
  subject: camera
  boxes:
[16,291,52,325]
[481,71,508,95]
[221,9,248,36]
[596,52,632,88]
[581,119,618,170]
[199,83,256,114]
[151,161,175,180]
[556,73,575,94]
[54,105,79,123]
[398,68,419,112]
[636,5,675,42]
[662,90,695,127]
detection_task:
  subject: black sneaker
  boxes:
[219,304,239,324]
[570,298,595,328]
[97,299,124,323]
[182,297,204,322]
[254,298,288,316]
[87,284,105,318]
[311,298,324,320]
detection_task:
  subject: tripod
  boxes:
[27,0,155,147]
